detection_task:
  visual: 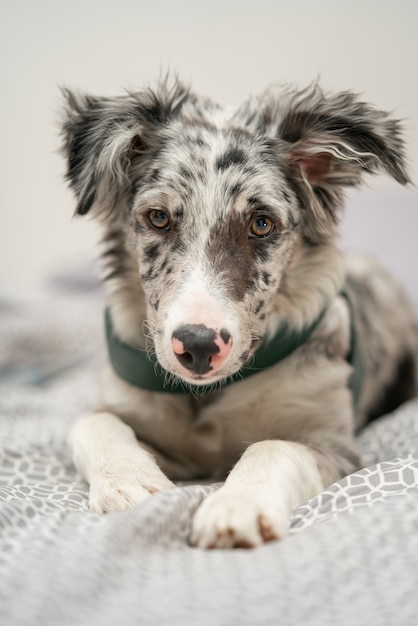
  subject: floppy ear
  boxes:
[269,85,411,242]
[60,81,190,216]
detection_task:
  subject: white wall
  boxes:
[1,0,417,281]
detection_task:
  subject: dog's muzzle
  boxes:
[172,324,232,376]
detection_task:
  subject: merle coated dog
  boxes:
[61,78,417,548]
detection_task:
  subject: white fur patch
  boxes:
[69,412,175,513]
[191,440,324,548]
[157,264,244,382]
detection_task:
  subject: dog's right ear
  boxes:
[60,89,147,217]
[60,81,189,216]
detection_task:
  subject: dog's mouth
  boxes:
[155,325,261,387]
[154,288,257,385]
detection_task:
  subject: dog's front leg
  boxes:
[69,412,175,513]
[191,440,325,549]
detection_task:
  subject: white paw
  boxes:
[89,464,175,514]
[191,486,290,549]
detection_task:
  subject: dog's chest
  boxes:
[124,362,318,480]
[130,391,248,479]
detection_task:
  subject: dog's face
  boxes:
[132,122,301,383]
[61,80,409,385]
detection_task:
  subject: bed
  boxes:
[1,253,418,626]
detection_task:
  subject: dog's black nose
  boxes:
[172,324,230,375]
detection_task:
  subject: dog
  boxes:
[60,78,418,549]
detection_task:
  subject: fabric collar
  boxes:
[340,290,364,410]
[104,291,362,405]
[105,307,326,394]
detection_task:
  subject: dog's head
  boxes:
[61,79,409,386]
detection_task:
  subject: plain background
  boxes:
[1,0,417,292]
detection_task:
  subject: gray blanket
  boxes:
[1,282,418,626]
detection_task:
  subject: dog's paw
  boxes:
[89,466,175,514]
[191,486,289,549]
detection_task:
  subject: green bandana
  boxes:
[104,291,363,405]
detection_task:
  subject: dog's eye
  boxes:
[249,215,275,238]
[147,209,171,231]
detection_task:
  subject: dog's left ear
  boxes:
[269,85,411,242]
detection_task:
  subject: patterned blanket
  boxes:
[1,282,418,626]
